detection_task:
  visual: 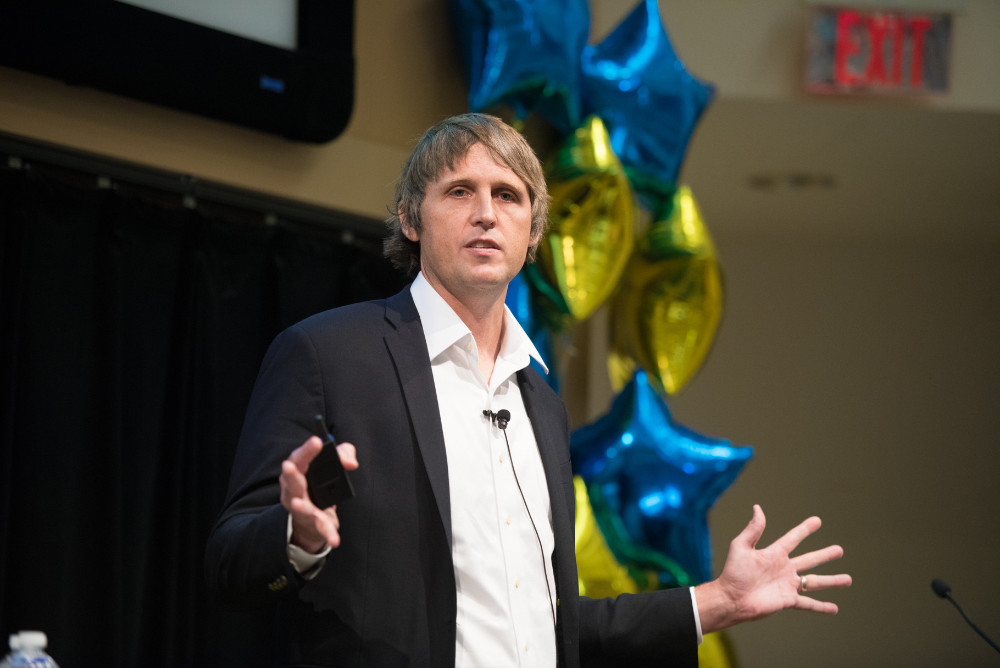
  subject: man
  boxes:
[206,113,851,666]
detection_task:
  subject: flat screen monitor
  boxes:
[0,0,354,143]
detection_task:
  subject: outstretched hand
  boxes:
[279,436,359,554]
[695,505,852,635]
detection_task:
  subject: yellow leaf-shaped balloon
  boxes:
[609,186,723,394]
[699,632,738,668]
[539,116,635,320]
[574,476,641,598]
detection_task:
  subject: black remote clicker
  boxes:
[304,414,354,508]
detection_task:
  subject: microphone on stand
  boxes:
[931,578,1000,654]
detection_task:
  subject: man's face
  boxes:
[403,142,539,308]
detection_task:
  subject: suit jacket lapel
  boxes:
[519,367,578,663]
[382,288,453,547]
[518,368,575,584]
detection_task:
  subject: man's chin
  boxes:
[466,268,516,290]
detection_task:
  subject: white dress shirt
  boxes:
[410,272,557,667]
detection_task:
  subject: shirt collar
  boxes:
[409,272,548,375]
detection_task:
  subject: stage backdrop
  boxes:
[0,162,406,666]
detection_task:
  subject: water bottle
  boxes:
[0,631,59,668]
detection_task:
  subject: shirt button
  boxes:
[515,579,520,588]
[525,643,530,652]
[505,517,511,526]
[499,454,505,463]
[465,341,473,351]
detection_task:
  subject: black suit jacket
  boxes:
[206,288,698,667]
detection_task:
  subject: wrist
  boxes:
[693,579,739,635]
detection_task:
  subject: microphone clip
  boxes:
[482,409,511,430]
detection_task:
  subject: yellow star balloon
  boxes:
[538,115,635,320]
[609,185,723,395]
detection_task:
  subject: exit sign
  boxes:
[805,6,952,94]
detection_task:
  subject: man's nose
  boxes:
[472,192,496,228]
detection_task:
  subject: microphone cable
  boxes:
[931,578,1000,654]
[485,408,557,631]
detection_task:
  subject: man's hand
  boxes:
[695,504,852,635]
[279,436,359,554]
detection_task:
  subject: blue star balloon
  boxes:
[571,371,752,583]
[581,0,715,192]
[450,0,590,134]
[505,270,559,391]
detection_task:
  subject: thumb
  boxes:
[735,504,766,550]
[336,442,359,470]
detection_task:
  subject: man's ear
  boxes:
[400,212,419,242]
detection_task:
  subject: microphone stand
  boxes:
[932,579,1000,654]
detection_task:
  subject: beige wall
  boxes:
[2,1,999,666]
[663,232,1000,666]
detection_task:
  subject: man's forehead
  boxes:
[429,143,527,190]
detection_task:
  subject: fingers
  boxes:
[792,539,851,597]
[280,438,328,545]
[290,497,343,548]
[283,437,359,497]
[281,435,358,552]
[800,573,853,593]
[287,435,324,473]
[739,506,847,573]
[336,442,359,471]
[794,572,851,615]
[794,596,841,615]
[791,544,845,573]
[772,514,823,555]
[280,457,311,506]
[794,563,852,616]
[289,436,359,473]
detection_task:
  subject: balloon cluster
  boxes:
[456,2,748,663]
[462,0,720,393]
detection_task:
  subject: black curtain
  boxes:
[0,163,407,666]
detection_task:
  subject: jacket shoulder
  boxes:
[285,287,414,341]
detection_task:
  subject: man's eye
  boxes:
[498,192,516,202]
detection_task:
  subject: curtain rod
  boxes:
[0,130,386,243]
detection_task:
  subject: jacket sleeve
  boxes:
[204,322,328,605]
[578,588,699,667]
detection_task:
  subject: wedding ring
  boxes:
[801,575,808,592]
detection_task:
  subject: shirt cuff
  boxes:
[286,514,331,579]
[689,587,703,645]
